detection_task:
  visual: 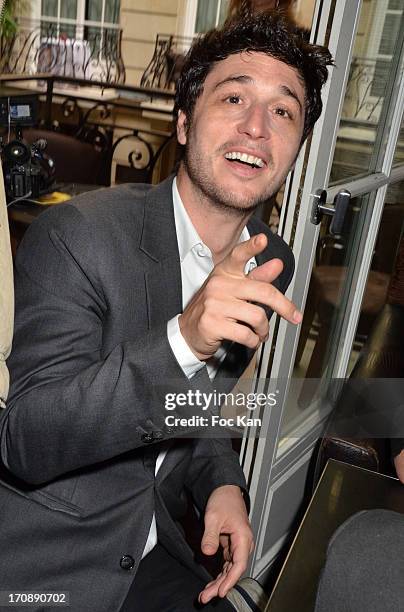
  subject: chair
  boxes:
[23,127,112,186]
[112,131,177,185]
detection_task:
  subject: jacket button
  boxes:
[141,433,153,444]
[120,555,135,570]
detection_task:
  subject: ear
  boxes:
[176,110,187,145]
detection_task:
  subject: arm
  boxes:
[182,231,295,516]
[1,205,209,484]
[180,234,296,602]
[184,437,253,603]
[199,484,254,604]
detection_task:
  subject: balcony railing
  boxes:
[342,56,390,123]
[141,34,194,90]
[0,73,176,189]
[0,19,125,85]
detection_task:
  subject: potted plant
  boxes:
[0,0,18,38]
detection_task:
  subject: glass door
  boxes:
[242,0,404,580]
[278,0,404,440]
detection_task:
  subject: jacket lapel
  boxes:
[140,177,182,328]
[139,177,187,477]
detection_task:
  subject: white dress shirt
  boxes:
[141,177,256,558]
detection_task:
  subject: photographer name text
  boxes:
[165,414,262,428]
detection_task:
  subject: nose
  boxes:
[237,103,270,140]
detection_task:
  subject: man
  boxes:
[0,13,332,612]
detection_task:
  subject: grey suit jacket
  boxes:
[0,176,294,611]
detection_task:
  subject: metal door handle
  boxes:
[310,189,351,235]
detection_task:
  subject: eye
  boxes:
[226,95,241,104]
[274,107,293,119]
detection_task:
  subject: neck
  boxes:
[176,166,253,264]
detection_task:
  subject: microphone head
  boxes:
[32,138,47,151]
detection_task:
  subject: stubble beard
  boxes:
[183,134,279,217]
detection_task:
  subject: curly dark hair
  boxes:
[174,12,333,143]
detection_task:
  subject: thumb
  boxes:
[201,527,220,556]
[221,233,268,276]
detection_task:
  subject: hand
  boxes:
[198,485,254,604]
[179,233,302,361]
[394,449,404,484]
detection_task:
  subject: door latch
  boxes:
[310,189,351,235]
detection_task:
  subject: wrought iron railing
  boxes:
[0,19,125,84]
[342,56,389,123]
[0,74,176,185]
[141,33,195,90]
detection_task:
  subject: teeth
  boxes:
[224,151,265,168]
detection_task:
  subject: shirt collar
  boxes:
[173,177,204,262]
[172,177,255,269]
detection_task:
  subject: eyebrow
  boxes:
[279,84,303,113]
[213,74,253,90]
[213,75,303,114]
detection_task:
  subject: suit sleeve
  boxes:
[185,438,249,514]
[1,205,211,485]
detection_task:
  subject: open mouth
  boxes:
[224,151,266,169]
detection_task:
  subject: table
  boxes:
[266,459,404,612]
[8,183,100,224]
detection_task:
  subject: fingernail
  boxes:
[293,310,303,324]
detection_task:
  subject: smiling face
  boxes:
[177,52,306,216]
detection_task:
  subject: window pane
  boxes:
[369,59,391,98]
[86,0,103,22]
[329,0,404,184]
[195,0,218,33]
[40,21,57,38]
[59,22,76,38]
[41,0,58,17]
[61,0,78,20]
[346,180,404,375]
[105,0,120,24]
[85,25,102,52]
[379,14,402,55]
[388,0,403,10]
[219,0,230,26]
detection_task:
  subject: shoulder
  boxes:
[15,182,165,282]
[20,182,161,251]
[33,182,152,231]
